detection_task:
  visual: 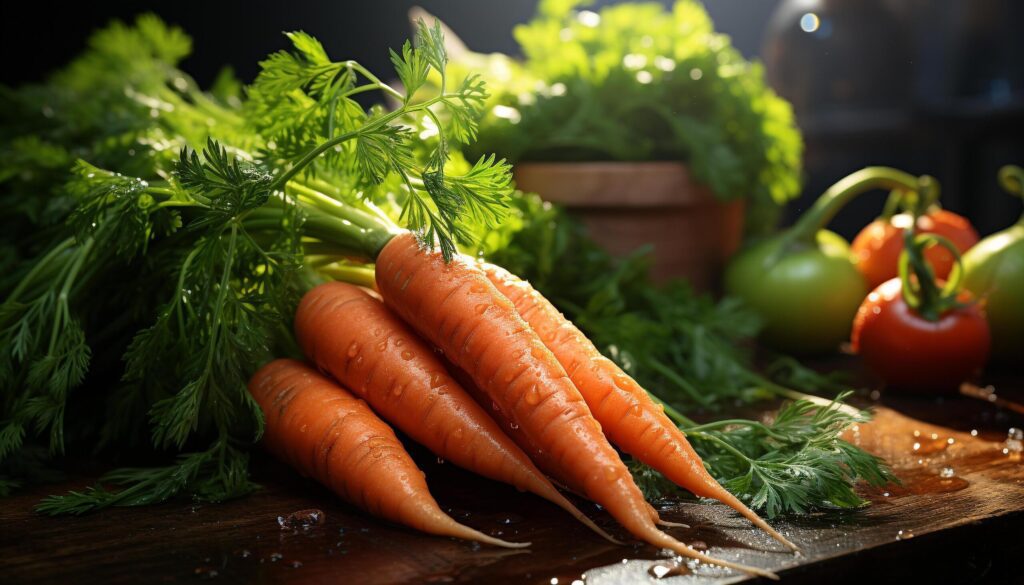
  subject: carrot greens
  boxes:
[1,16,510,514]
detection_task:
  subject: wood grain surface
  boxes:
[2,372,1023,585]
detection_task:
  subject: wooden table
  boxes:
[3,368,1023,584]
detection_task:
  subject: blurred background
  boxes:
[3,0,1022,237]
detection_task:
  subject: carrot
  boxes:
[248,358,526,548]
[482,263,799,552]
[294,281,616,543]
[375,233,778,579]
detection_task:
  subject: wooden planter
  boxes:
[513,162,744,290]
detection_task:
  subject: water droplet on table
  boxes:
[193,566,218,579]
[278,509,326,530]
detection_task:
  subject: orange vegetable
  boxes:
[248,359,526,548]
[482,263,798,551]
[852,209,979,289]
[294,281,615,542]
[375,233,777,579]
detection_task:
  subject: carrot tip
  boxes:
[749,517,800,552]
[655,519,690,529]
[466,530,532,549]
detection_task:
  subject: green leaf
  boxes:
[390,40,430,101]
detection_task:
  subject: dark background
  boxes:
[2,0,1023,237]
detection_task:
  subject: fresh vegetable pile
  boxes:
[727,163,1021,392]
[428,0,803,235]
[0,15,904,572]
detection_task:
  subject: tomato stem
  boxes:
[898,232,966,322]
[790,167,933,245]
[878,178,940,220]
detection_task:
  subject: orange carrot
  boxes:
[248,358,526,548]
[294,281,615,542]
[482,263,798,551]
[375,233,777,579]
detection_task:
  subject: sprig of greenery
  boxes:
[671,393,895,517]
[36,440,255,515]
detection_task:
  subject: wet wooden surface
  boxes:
[2,367,1023,585]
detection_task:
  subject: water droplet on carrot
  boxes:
[604,465,618,481]
[629,404,643,416]
[524,385,541,406]
[392,384,404,397]
[376,340,388,352]
[394,338,404,346]
[430,372,445,388]
[400,350,413,361]
[510,422,520,431]
[347,342,360,358]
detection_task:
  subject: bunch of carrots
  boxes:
[251,232,793,578]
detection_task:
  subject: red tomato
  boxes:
[851,210,980,289]
[851,278,990,393]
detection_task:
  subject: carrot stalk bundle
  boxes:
[294,281,616,542]
[482,262,799,552]
[248,359,527,548]
[375,233,778,579]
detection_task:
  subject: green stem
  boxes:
[744,372,863,416]
[318,264,377,289]
[47,238,95,354]
[269,96,441,192]
[644,358,711,407]
[645,392,698,428]
[898,232,965,321]
[6,238,75,304]
[998,165,1024,226]
[345,61,405,101]
[285,183,388,231]
[688,431,755,464]
[682,419,789,441]
[790,167,930,244]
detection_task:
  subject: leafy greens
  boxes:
[432,0,804,235]
[1,15,511,513]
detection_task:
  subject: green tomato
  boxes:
[962,223,1024,362]
[725,230,867,355]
